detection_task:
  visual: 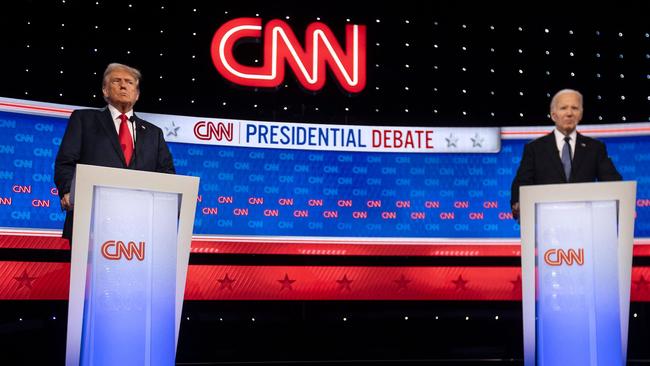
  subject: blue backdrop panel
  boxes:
[0,110,648,238]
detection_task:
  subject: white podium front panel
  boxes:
[66,165,199,366]
[520,181,636,366]
[81,187,178,366]
[535,200,622,365]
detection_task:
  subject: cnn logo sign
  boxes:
[543,248,584,266]
[211,17,366,93]
[193,121,233,141]
[101,240,145,261]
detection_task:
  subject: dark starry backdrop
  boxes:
[1,2,649,127]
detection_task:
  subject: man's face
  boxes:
[102,69,139,107]
[551,92,582,135]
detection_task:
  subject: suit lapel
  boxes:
[131,114,148,169]
[571,133,588,180]
[543,133,567,182]
[100,107,127,166]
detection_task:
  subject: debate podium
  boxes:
[65,164,199,366]
[519,181,636,366]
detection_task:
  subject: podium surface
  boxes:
[519,181,636,366]
[65,164,199,366]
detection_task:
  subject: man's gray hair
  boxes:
[550,89,583,111]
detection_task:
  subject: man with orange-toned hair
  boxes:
[54,63,175,242]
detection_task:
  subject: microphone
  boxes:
[128,115,137,143]
[128,115,137,168]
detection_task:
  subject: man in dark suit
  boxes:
[510,89,621,219]
[54,63,175,241]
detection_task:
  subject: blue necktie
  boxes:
[561,136,572,180]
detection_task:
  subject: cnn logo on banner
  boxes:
[193,120,234,141]
[543,248,584,266]
[101,240,145,261]
[211,18,366,93]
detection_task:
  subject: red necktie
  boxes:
[118,113,133,165]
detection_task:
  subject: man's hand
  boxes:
[511,202,520,220]
[60,193,73,211]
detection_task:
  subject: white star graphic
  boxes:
[471,133,484,148]
[164,121,180,137]
[445,134,458,148]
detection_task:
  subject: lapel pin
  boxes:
[580,143,586,147]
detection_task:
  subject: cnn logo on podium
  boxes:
[543,248,584,266]
[101,240,145,261]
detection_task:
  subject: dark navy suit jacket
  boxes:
[510,132,622,205]
[54,107,175,240]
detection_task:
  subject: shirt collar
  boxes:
[554,128,577,143]
[107,104,134,122]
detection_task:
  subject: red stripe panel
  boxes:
[184,266,522,301]
[3,234,650,257]
[0,101,73,114]
[631,267,650,302]
[1,262,650,302]
[0,234,70,250]
[191,240,522,257]
[0,262,70,300]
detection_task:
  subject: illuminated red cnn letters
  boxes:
[211,18,366,93]
[101,240,145,261]
[544,248,584,266]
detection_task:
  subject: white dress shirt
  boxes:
[107,104,135,147]
[553,128,576,160]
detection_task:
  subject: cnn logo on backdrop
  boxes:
[211,17,366,93]
[101,240,145,261]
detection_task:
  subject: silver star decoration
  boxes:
[471,133,484,148]
[164,121,180,137]
[445,134,458,148]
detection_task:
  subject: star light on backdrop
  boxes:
[3,2,650,126]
